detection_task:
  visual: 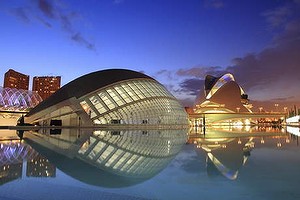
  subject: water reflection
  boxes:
[287,126,300,137]
[188,126,299,180]
[1,126,300,199]
[0,141,53,185]
[23,128,187,187]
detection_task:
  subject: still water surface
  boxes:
[0,127,299,200]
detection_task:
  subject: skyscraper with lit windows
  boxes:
[32,76,61,100]
[3,69,29,90]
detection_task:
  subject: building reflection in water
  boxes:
[26,154,56,177]
[0,141,55,185]
[188,126,299,180]
[4,126,298,185]
[24,128,187,187]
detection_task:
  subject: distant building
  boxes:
[188,73,254,126]
[32,76,61,100]
[194,73,252,113]
[3,69,29,90]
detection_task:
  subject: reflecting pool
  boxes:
[0,126,300,200]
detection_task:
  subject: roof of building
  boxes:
[27,69,154,116]
[205,75,219,91]
[0,87,42,111]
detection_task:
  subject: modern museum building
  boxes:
[25,69,188,128]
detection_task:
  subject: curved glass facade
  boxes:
[0,87,42,111]
[78,129,186,178]
[28,128,187,181]
[79,79,187,126]
[25,69,188,128]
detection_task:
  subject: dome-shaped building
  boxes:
[0,87,42,111]
[26,69,188,128]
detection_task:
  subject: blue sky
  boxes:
[0,0,300,110]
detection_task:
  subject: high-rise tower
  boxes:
[32,76,61,100]
[4,69,29,90]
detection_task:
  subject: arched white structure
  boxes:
[206,73,235,99]
[195,73,252,114]
[0,87,42,111]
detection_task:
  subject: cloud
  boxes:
[204,0,224,9]
[176,66,225,78]
[155,69,174,80]
[10,7,30,23]
[38,0,55,18]
[173,66,227,103]
[8,0,96,51]
[35,0,96,51]
[159,15,300,106]
[71,32,96,51]
[156,69,168,75]
[262,6,291,28]
[178,78,204,96]
[154,66,226,106]
[227,18,300,101]
[36,16,52,27]
[160,16,300,106]
[294,0,300,4]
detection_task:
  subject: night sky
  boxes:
[1,0,299,111]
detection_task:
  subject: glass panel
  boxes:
[107,89,124,106]
[105,149,123,167]
[97,145,114,163]
[100,93,115,110]
[94,101,107,114]
[130,82,145,99]
[115,86,132,103]
[80,101,91,113]
[113,152,130,169]
[89,96,99,106]
[78,137,96,155]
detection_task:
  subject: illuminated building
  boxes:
[26,128,186,186]
[26,69,188,128]
[26,154,56,177]
[0,142,39,185]
[3,69,29,90]
[195,73,252,114]
[0,163,22,185]
[32,76,61,100]
[188,73,259,126]
[0,86,42,111]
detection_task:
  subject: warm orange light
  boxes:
[277,142,282,147]
[286,139,290,143]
